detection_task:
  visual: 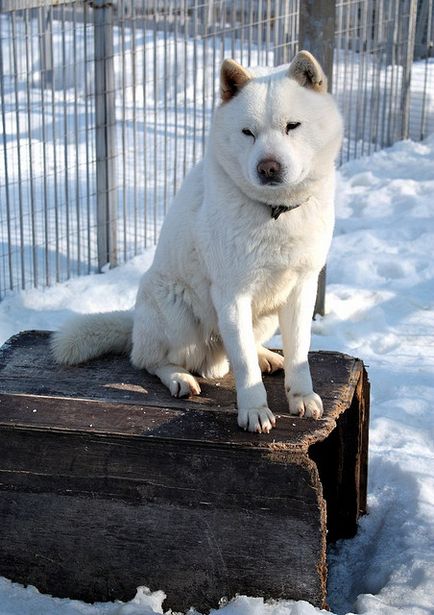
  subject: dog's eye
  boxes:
[242,128,255,139]
[286,122,301,133]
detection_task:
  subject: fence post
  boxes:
[298,0,336,317]
[89,0,117,270]
[401,0,418,140]
[37,6,53,89]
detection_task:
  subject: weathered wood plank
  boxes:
[0,483,326,609]
[0,429,327,609]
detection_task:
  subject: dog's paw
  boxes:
[237,406,276,433]
[287,390,323,419]
[258,347,284,374]
[169,374,201,398]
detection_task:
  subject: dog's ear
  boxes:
[288,50,327,93]
[220,59,252,102]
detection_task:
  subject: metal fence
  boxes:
[0,0,433,299]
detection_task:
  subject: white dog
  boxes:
[52,51,343,433]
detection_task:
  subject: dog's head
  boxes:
[212,51,343,207]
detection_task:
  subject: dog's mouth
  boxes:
[264,180,283,187]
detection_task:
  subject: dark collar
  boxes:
[269,203,302,220]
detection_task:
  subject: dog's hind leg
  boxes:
[131,277,205,398]
[257,346,284,374]
[154,364,201,398]
[253,313,284,373]
[131,313,201,398]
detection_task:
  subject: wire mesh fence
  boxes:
[0,0,433,298]
[0,2,96,293]
[334,0,434,163]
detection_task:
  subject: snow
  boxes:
[0,136,434,614]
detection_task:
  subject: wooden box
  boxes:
[0,331,369,611]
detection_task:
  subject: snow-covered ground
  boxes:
[0,135,433,615]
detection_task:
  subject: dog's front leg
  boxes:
[211,290,276,433]
[279,275,323,419]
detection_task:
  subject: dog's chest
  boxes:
[238,221,321,277]
[235,237,304,314]
[235,219,328,313]
[251,267,297,315]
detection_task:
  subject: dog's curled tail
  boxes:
[51,311,134,365]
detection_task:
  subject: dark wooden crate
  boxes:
[0,331,369,611]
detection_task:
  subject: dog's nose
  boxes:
[257,159,282,184]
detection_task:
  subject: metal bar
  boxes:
[0,26,13,293]
[369,0,382,154]
[38,6,51,286]
[120,0,127,261]
[257,0,262,63]
[172,0,178,199]
[163,0,169,207]
[387,1,400,145]
[153,0,158,243]
[48,4,60,283]
[83,1,92,273]
[61,3,71,278]
[265,0,270,62]
[401,0,418,140]
[182,0,188,176]
[219,0,225,68]
[340,0,352,162]
[359,0,369,157]
[380,0,390,149]
[142,0,148,247]
[24,8,38,287]
[248,0,253,65]
[131,0,138,254]
[201,0,207,157]
[192,0,197,164]
[73,2,81,275]
[211,0,217,114]
[238,0,243,64]
[11,11,26,290]
[93,0,118,269]
[231,0,236,59]
[275,0,282,63]
[419,1,433,139]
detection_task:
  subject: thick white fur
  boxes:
[52,52,343,433]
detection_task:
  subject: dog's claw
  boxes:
[287,391,323,419]
[169,374,201,398]
[238,406,276,433]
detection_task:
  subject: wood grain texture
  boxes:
[0,331,369,611]
[0,330,364,450]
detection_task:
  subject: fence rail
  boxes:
[0,0,433,299]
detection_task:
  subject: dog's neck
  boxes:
[257,183,318,220]
[246,176,323,221]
